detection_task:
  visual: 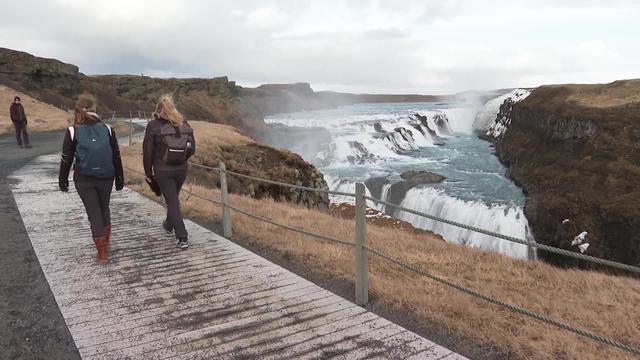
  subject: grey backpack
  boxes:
[160,122,194,165]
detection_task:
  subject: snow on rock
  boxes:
[474,89,531,139]
[571,231,588,246]
[578,243,590,253]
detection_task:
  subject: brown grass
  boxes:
[0,85,71,135]
[121,133,640,360]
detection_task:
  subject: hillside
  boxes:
[120,122,640,360]
[0,47,456,139]
[0,85,70,135]
[493,79,640,267]
[124,121,330,209]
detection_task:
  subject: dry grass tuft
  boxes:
[121,138,640,360]
[0,85,71,135]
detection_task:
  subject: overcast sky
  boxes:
[1,0,638,94]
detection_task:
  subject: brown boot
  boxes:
[104,225,112,251]
[94,236,108,264]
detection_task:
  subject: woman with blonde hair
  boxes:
[143,95,195,249]
[59,94,124,264]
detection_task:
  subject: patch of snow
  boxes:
[578,243,590,253]
[571,231,588,246]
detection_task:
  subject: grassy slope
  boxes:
[121,121,640,360]
[0,85,70,135]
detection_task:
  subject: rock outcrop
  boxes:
[400,171,445,184]
[183,122,330,209]
[491,80,640,268]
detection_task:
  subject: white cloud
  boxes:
[0,0,638,93]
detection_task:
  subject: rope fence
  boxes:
[365,196,640,275]
[185,161,640,275]
[225,203,356,248]
[364,245,640,356]
[121,140,640,356]
[223,168,354,197]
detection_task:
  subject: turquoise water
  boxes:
[266,102,533,258]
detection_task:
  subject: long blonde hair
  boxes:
[154,94,183,126]
[74,94,98,124]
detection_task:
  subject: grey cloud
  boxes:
[0,0,638,94]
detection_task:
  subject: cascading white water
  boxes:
[473,89,531,134]
[325,176,378,208]
[266,98,535,259]
[396,187,532,259]
[377,183,393,212]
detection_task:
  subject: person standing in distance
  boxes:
[58,94,125,264]
[143,95,195,249]
[9,96,31,148]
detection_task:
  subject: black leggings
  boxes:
[156,170,188,240]
[14,122,30,146]
[76,178,114,238]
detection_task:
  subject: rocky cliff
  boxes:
[0,48,350,135]
[0,47,455,140]
[493,80,640,268]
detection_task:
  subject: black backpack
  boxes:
[160,122,194,165]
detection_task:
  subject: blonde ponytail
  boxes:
[154,94,183,126]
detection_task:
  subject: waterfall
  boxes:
[396,187,533,259]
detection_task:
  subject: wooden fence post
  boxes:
[355,182,368,306]
[219,161,233,238]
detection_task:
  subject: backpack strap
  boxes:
[69,123,111,141]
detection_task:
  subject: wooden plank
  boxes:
[11,154,466,360]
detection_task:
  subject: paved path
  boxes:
[11,154,467,360]
[0,130,81,360]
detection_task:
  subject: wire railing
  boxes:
[123,153,640,356]
[185,161,640,275]
[365,196,640,274]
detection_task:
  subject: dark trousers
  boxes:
[75,178,114,238]
[156,170,188,240]
[13,122,30,146]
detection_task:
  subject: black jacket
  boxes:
[143,117,196,178]
[59,117,124,185]
[10,103,27,123]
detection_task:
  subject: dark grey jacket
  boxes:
[10,103,27,124]
[143,117,196,178]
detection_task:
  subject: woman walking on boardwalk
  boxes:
[143,95,195,250]
[58,94,125,264]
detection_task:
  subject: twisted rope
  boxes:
[365,196,640,274]
[364,245,640,356]
[225,203,355,248]
[224,168,354,197]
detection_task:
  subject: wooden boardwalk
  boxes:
[11,154,466,360]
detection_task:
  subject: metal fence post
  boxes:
[129,115,133,146]
[219,161,233,238]
[355,183,368,306]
